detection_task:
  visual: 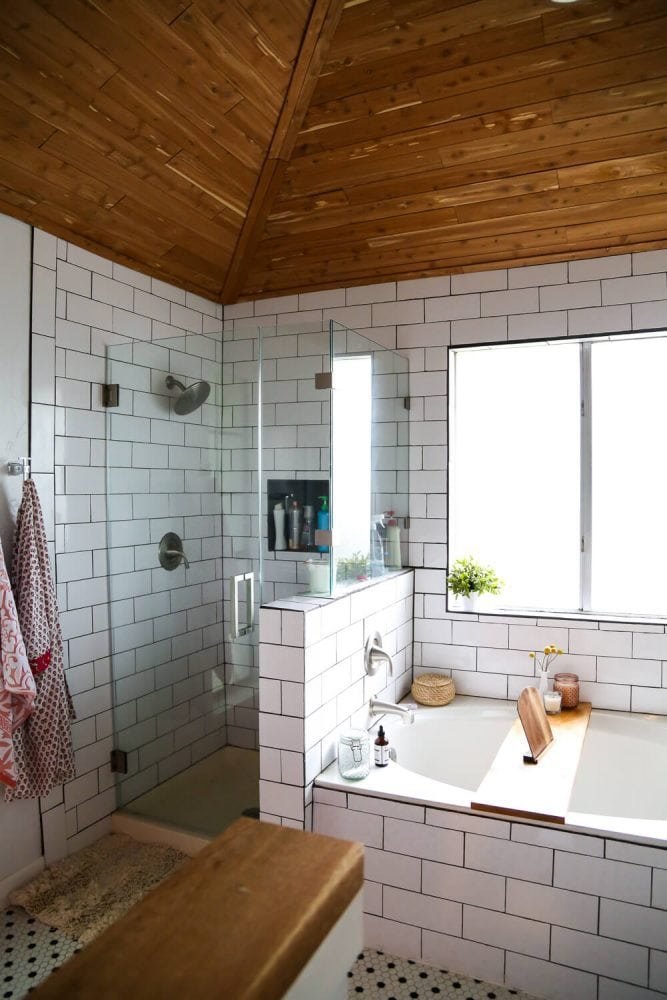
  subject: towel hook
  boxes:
[7,457,31,480]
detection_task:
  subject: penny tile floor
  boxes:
[3,908,540,1000]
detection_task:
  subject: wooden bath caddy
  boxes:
[471,699,592,824]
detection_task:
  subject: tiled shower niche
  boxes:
[266,478,329,553]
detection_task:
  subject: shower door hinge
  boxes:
[404,396,411,410]
[110,748,128,774]
[315,372,332,390]
[103,384,120,407]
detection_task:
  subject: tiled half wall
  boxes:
[313,788,667,999]
[228,249,667,715]
[258,571,414,829]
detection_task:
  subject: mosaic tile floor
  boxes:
[2,907,79,998]
[3,908,539,1000]
[347,949,539,1000]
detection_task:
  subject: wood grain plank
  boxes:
[32,819,363,1000]
[541,0,667,44]
[304,48,667,153]
[37,0,264,170]
[240,241,667,299]
[311,16,546,107]
[416,17,667,104]
[222,0,346,302]
[266,171,560,237]
[323,0,554,71]
[472,702,592,824]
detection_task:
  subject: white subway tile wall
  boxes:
[258,571,414,829]
[233,251,667,717]
[30,231,225,860]
[312,791,667,997]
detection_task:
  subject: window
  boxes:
[332,353,372,565]
[449,330,667,619]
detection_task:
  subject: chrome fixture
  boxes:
[165,374,211,415]
[365,631,393,676]
[6,456,31,480]
[229,571,255,640]
[158,532,190,571]
[369,697,415,725]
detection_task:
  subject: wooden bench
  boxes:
[34,818,364,999]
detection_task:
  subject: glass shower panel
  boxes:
[260,324,332,602]
[331,322,409,589]
[221,328,262,747]
[105,333,225,810]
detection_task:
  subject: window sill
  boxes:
[446,601,667,629]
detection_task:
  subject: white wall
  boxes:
[228,249,667,715]
[0,215,43,900]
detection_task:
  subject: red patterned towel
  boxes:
[5,481,75,801]
[0,536,36,788]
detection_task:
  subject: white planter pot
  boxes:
[459,594,479,612]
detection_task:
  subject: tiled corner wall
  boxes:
[312,789,667,999]
[30,229,225,860]
[257,570,413,829]
[231,249,667,715]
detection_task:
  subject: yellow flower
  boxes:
[557,648,564,655]
[543,647,551,655]
[529,652,536,659]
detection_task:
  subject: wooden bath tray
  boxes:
[471,701,592,824]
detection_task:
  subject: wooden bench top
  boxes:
[34,818,364,1000]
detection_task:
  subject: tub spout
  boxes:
[369,697,415,725]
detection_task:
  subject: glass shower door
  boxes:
[105,332,226,815]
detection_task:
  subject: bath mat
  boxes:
[10,833,187,943]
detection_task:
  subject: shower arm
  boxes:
[163,548,190,569]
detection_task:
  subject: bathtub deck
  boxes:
[472,701,592,823]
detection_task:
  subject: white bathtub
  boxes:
[316,695,667,844]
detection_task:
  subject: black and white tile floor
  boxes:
[2,907,79,998]
[3,908,539,1000]
[346,949,538,1000]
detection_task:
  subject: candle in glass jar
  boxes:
[554,672,579,709]
[543,690,562,714]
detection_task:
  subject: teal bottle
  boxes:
[317,495,329,552]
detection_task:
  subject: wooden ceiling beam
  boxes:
[221,0,345,303]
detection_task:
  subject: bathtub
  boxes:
[316,695,667,844]
[314,696,667,997]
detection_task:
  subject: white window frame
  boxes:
[448,327,667,622]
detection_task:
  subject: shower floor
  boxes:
[122,747,259,839]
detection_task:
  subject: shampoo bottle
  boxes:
[317,495,329,552]
[374,726,389,767]
[289,500,301,551]
[273,502,286,550]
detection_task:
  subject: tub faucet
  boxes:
[369,697,415,725]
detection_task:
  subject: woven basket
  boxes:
[411,674,455,707]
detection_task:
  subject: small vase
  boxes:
[538,667,549,696]
[460,594,478,612]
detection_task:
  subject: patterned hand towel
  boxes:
[0,536,36,789]
[5,480,75,801]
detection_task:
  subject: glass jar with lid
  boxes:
[338,729,371,780]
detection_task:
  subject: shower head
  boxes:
[165,375,211,415]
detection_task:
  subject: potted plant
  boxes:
[447,556,503,611]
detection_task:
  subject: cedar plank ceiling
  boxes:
[0,0,343,300]
[0,2,665,303]
[239,0,667,299]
